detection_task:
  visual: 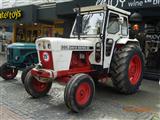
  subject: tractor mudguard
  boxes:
[117,38,139,45]
[21,52,38,63]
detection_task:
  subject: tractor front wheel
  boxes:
[110,44,144,94]
[0,63,18,80]
[64,74,95,112]
[21,66,34,84]
[24,71,52,98]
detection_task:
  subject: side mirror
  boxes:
[99,33,104,39]
[118,17,124,24]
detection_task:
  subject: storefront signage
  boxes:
[0,9,22,20]
[106,0,160,8]
[146,34,160,41]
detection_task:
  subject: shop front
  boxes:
[108,0,160,80]
[0,5,37,43]
[0,4,65,53]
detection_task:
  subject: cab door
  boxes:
[103,11,122,69]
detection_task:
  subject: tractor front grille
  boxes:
[7,48,13,61]
[39,51,54,70]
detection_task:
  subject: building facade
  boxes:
[0,0,70,44]
[0,0,73,9]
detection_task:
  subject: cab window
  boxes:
[107,13,120,34]
[121,17,128,36]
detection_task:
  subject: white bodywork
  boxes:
[117,38,139,44]
[36,37,95,71]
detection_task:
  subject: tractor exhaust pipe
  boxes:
[76,5,81,40]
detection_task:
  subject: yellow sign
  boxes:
[0,9,22,20]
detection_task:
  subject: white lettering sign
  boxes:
[128,0,143,7]
[107,0,126,7]
[107,0,160,8]
[153,0,160,5]
[146,34,160,41]
[96,0,106,5]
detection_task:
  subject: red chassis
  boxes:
[31,51,96,83]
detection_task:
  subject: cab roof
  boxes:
[76,3,130,16]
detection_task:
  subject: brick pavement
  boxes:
[0,105,25,120]
[0,54,24,120]
[0,54,160,120]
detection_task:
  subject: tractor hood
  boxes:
[36,37,94,51]
[7,43,36,49]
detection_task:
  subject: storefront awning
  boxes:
[0,3,63,25]
[0,5,37,25]
[37,3,57,24]
[56,0,97,15]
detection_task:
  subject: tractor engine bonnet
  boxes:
[36,37,94,71]
[8,43,36,49]
[36,37,94,52]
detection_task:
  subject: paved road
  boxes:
[0,54,160,120]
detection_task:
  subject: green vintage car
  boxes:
[0,43,38,83]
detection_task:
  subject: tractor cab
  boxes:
[70,4,134,69]
[71,4,130,38]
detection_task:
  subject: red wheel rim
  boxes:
[128,54,142,85]
[3,69,17,79]
[32,78,48,92]
[76,82,91,106]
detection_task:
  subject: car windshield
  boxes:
[73,12,104,36]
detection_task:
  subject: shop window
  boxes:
[0,26,13,52]
[15,24,55,43]
[0,26,12,41]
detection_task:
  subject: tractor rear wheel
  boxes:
[64,74,95,113]
[24,71,52,98]
[21,66,34,84]
[0,63,18,80]
[110,44,144,94]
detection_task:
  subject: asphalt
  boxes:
[0,54,160,120]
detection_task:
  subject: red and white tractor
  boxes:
[24,4,144,112]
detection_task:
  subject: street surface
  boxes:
[0,54,160,120]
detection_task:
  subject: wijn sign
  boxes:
[101,0,160,8]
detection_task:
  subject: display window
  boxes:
[15,24,55,43]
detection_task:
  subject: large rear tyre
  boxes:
[24,71,52,98]
[64,74,95,113]
[110,44,144,94]
[0,63,18,80]
[21,66,34,84]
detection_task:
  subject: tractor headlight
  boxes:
[15,56,19,61]
[7,49,9,55]
[38,43,41,49]
[47,43,51,49]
